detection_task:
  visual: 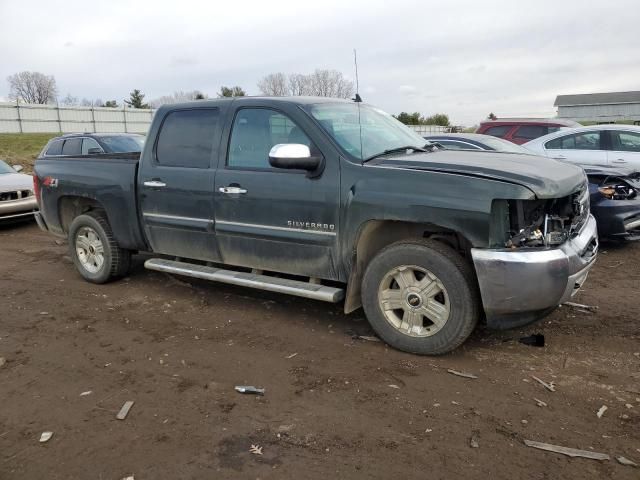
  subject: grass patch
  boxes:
[0,133,58,172]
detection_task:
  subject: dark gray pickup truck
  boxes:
[33,97,598,354]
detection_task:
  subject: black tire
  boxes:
[361,239,480,355]
[68,211,131,284]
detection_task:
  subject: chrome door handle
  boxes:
[144,180,166,188]
[554,155,566,160]
[218,186,247,194]
[612,158,627,163]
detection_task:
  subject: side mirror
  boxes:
[268,144,322,173]
[12,164,24,172]
[87,147,104,154]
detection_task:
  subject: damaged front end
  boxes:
[473,180,598,330]
[490,183,590,249]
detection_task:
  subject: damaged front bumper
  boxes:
[471,213,598,329]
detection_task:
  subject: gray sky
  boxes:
[1,0,638,125]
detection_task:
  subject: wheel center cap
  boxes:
[406,293,422,308]
[89,246,95,254]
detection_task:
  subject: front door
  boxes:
[607,129,640,169]
[213,104,340,280]
[138,107,223,261]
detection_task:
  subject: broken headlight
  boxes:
[491,184,589,249]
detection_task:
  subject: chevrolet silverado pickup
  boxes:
[33,97,598,355]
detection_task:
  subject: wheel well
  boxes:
[343,220,472,313]
[58,196,105,233]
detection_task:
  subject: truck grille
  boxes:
[0,190,32,202]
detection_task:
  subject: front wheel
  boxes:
[361,239,480,355]
[68,211,131,284]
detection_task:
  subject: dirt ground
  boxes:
[1,221,639,479]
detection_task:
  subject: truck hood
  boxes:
[0,172,33,192]
[372,150,585,199]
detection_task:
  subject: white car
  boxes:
[0,160,38,221]
[522,124,640,168]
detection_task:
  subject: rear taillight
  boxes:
[33,175,41,203]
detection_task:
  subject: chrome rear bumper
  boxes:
[471,214,598,329]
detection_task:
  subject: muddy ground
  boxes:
[1,221,639,479]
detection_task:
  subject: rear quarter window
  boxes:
[45,140,63,156]
[482,125,512,138]
[61,138,82,156]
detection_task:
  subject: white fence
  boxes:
[0,101,154,134]
[406,125,453,135]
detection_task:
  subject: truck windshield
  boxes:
[306,103,428,161]
[98,135,145,153]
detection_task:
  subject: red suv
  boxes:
[476,118,581,145]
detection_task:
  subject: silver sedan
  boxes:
[0,160,38,221]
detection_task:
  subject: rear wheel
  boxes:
[361,239,479,355]
[68,211,130,283]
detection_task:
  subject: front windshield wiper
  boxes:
[363,145,428,163]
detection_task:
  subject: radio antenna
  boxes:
[353,49,362,102]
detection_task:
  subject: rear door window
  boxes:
[513,125,549,141]
[45,140,63,156]
[61,138,82,155]
[545,132,601,150]
[155,109,219,168]
[483,125,512,138]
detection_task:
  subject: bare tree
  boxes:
[257,70,353,98]
[7,71,58,104]
[60,93,79,106]
[150,90,208,108]
[288,73,311,96]
[217,86,245,98]
[257,73,288,96]
[307,69,353,98]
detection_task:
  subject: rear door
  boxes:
[213,101,341,280]
[542,130,608,165]
[607,129,640,169]
[138,107,223,261]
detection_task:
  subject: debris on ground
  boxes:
[447,369,478,379]
[0,357,5,368]
[120,475,135,480]
[249,444,263,455]
[353,335,381,342]
[519,334,545,347]
[523,439,609,460]
[235,386,265,395]
[116,400,135,420]
[388,384,400,389]
[470,432,480,448]
[531,375,556,392]
[597,405,608,418]
[39,432,53,443]
[616,456,638,467]
[39,311,49,315]
[80,390,92,397]
[285,353,298,359]
[533,398,547,407]
[563,301,598,312]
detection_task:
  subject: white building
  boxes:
[554,91,640,123]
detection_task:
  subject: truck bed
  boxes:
[34,153,147,250]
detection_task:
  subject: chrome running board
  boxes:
[144,258,344,303]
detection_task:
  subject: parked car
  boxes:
[522,124,640,169]
[33,97,597,355]
[426,133,640,240]
[0,160,38,221]
[39,133,145,157]
[424,133,534,153]
[476,118,580,145]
